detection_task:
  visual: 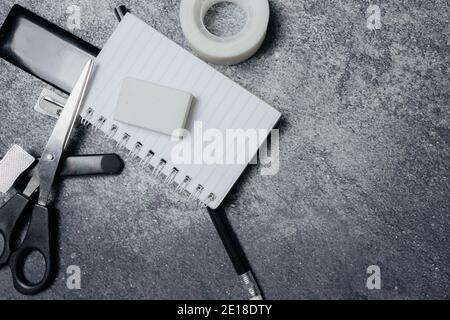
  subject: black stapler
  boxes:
[0,4,99,94]
[0,4,129,93]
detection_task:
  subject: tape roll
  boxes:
[180,0,270,65]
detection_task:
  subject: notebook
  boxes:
[81,14,281,209]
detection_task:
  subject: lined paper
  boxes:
[82,14,281,209]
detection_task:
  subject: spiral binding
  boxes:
[107,124,119,140]
[117,133,131,149]
[165,168,179,185]
[82,110,217,208]
[94,116,106,131]
[140,150,155,168]
[128,142,143,160]
[81,108,94,126]
[153,159,166,177]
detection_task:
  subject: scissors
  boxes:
[0,59,94,295]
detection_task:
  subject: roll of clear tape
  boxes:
[180,0,270,65]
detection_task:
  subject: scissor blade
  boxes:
[36,60,94,205]
[62,60,95,149]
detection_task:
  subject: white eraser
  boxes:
[114,78,193,138]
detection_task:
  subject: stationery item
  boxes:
[34,88,66,118]
[0,146,124,194]
[114,4,129,21]
[0,60,94,295]
[39,96,65,118]
[57,154,124,176]
[0,4,99,94]
[114,78,193,138]
[0,145,35,193]
[179,0,270,65]
[208,207,263,300]
[81,14,281,209]
[22,154,124,178]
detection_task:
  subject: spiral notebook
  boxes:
[81,14,281,209]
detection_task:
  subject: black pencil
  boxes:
[207,206,264,300]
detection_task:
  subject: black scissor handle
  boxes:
[9,204,54,295]
[0,193,30,266]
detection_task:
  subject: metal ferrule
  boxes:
[239,271,264,300]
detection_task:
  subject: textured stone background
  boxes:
[0,0,449,299]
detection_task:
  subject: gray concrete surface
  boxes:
[0,0,449,299]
